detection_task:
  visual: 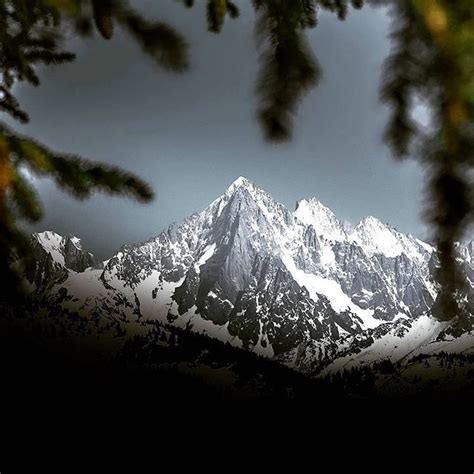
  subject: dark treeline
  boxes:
[1,297,473,402]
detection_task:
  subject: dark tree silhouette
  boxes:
[0,0,189,301]
[379,0,473,323]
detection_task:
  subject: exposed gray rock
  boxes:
[26,177,473,371]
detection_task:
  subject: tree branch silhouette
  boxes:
[0,0,187,301]
[380,0,473,324]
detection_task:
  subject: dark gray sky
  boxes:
[8,1,429,259]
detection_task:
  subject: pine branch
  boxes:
[351,0,364,8]
[23,49,76,65]
[380,2,426,158]
[92,0,114,40]
[10,168,42,222]
[0,87,30,123]
[227,2,240,19]
[380,0,474,321]
[254,0,321,142]
[0,2,76,123]
[207,0,227,33]
[0,122,154,303]
[116,8,189,72]
[1,123,154,203]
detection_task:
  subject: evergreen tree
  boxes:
[206,0,240,33]
[0,0,190,302]
[251,0,364,142]
[379,0,474,322]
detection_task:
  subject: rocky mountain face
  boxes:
[27,231,95,291]
[26,177,474,372]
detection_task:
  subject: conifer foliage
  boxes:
[252,0,321,142]
[379,0,474,322]
[251,0,473,321]
[252,1,365,142]
[0,0,191,302]
[181,0,240,33]
[206,0,240,33]
[92,0,114,40]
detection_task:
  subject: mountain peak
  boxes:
[224,176,256,194]
[358,215,388,226]
[33,231,66,263]
[34,231,84,249]
[32,230,95,270]
[223,176,269,200]
[231,176,251,187]
[350,216,412,258]
[27,177,474,376]
[294,198,347,242]
[295,197,334,216]
[34,230,63,243]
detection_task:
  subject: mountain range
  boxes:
[26,176,474,375]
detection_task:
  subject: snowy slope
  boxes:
[34,231,66,266]
[28,176,473,372]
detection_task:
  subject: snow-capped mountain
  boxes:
[27,177,474,372]
[26,231,96,291]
